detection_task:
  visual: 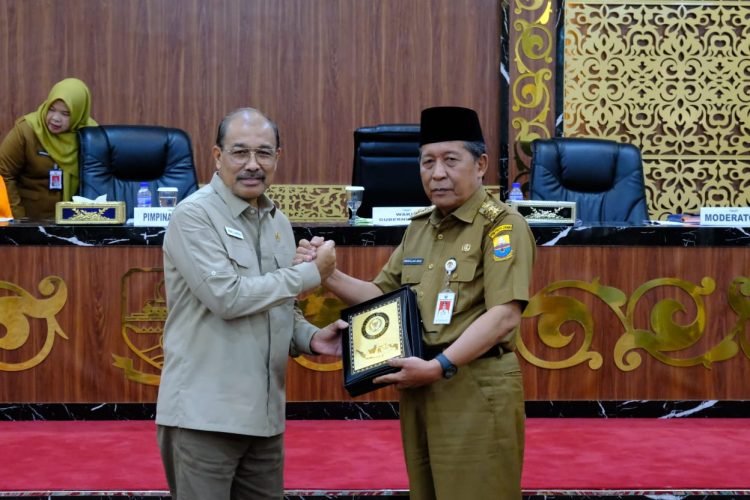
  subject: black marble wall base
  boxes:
[2,494,748,499]
[1,400,748,421]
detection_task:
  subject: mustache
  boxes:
[237,172,266,181]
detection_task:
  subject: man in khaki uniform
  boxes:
[156,108,346,500]
[298,106,535,499]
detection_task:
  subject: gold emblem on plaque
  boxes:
[351,300,403,372]
[362,312,389,339]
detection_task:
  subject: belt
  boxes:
[423,343,505,361]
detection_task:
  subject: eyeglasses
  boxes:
[223,147,277,167]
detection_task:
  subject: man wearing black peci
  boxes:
[297,106,536,498]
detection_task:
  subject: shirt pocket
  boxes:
[274,249,295,269]
[448,257,479,313]
[400,262,426,286]
[226,240,256,273]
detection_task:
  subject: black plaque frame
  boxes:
[340,286,423,397]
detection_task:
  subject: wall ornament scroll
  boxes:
[0,276,68,372]
[517,276,750,371]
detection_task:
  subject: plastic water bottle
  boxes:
[136,182,152,207]
[508,182,524,202]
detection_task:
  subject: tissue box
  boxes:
[55,201,127,225]
[508,200,577,225]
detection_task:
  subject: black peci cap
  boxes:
[419,106,485,146]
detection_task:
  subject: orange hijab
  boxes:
[23,78,97,201]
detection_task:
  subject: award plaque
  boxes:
[340,286,423,397]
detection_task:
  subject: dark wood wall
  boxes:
[0,0,501,186]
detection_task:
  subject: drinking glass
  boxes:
[157,187,178,208]
[345,186,364,225]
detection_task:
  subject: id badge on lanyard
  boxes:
[433,258,457,325]
[49,164,63,191]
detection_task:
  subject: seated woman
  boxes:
[0,78,97,220]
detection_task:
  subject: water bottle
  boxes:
[508,182,524,202]
[136,182,152,207]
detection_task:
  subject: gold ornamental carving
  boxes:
[564,0,750,219]
[0,276,68,371]
[112,268,165,385]
[266,185,348,222]
[510,0,555,191]
[518,276,749,371]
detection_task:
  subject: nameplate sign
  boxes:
[133,207,174,227]
[699,207,750,227]
[372,206,428,226]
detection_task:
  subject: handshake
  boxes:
[295,236,336,282]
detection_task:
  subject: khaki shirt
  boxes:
[0,120,62,219]
[156,174,321,437]
[373,186,535,349]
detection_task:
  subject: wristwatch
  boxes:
[434,353,458,379]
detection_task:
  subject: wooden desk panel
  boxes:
[1,225,749,402]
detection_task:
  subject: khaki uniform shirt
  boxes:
[155,174,321,437]
[373,186,535,350]
[0,120,63,219]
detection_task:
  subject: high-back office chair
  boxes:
[352,124,430,218]
[77,125,199,219]
[529,137,649,223]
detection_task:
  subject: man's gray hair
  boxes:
[215,107,281,149]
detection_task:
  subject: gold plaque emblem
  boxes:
[362,312,389,340]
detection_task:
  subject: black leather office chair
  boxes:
[529,137,649,223]
[77,125,199,219]
[352,124,430,218]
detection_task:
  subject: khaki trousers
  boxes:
[400,352,525,500]
[157,425,284,500]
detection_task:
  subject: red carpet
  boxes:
[0,419,749,494]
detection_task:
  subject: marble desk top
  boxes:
[1,220,750,247]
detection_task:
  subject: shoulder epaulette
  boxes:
[478,200,504,223]
[411,206,435,219]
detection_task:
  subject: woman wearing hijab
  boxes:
[0,78,97,219]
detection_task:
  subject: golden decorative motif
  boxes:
[564,0,750,219]
[294,289,348,372]
[511,0,554,192]
[266,185,348,222]
[517,279,608,370]
[519,276,748,371]
[729,277,750,359]
[267,184,502,222]
[55,201,126,224]
[112,268,165,385]
[0,276,68,371]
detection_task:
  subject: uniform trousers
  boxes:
[157,425,284,500]
[400,352,525,499]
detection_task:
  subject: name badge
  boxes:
[433,291,455,325]
[225,226,244,239]
[49,165,62,191]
